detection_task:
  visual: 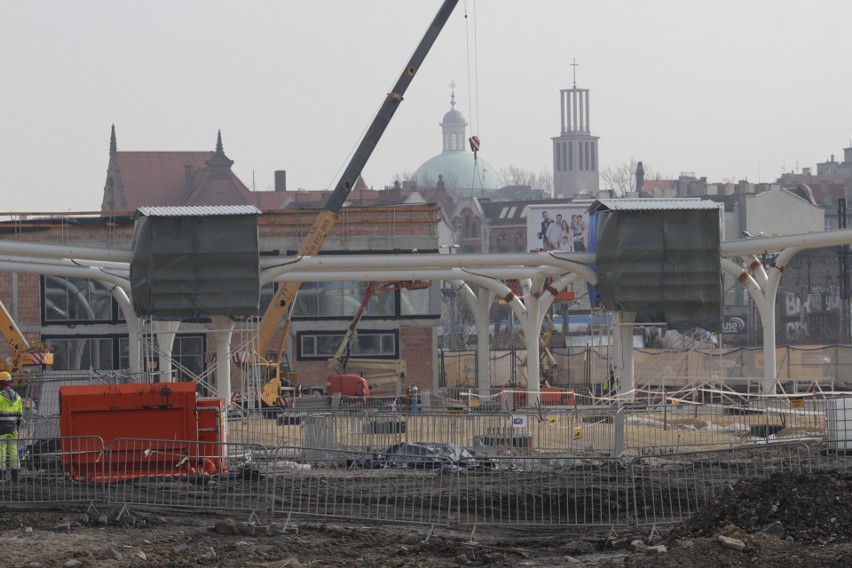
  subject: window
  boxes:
[42,276,122,323]
[400,286,430,316]
[298,331,398,360]
[45,333,205,376]
[118,337,131,370]
[293,281,395,318]
[351,332,396,356]
[171,335,205,382]
[48,337,114,370]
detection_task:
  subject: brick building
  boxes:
[0,126,445,394]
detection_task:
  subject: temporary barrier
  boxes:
[629,442,812,526]
[0,435,845,532]
[104,439,269,513]
[0,436,105,505]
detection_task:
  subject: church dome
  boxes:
[412,152,501,193]
[441,108,466,125]
[410,84,503,195]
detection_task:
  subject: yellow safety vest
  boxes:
[0,388,22,433]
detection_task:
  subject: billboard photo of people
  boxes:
[527,204,589,253]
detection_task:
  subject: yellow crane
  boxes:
[257,0,459,407]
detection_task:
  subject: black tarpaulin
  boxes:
[130,213,260,318]
[594,208,722,332]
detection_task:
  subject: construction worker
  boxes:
[0,371,23,481]
[410,384,419,412]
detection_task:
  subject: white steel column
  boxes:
[152,320,180,381]
[473,289,495,397]
[211,315,236,403]
[522,293,545,407]
[612,311,636,399]
[107,286,141,374]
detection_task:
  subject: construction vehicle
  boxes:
[326,280,430,397]
[0,299,53,383]
[254,0,458,407]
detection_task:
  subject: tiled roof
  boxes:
[115,152,212,209]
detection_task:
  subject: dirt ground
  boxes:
[3,469,852,567]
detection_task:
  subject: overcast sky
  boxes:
[2,0,850,212]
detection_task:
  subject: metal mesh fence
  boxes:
[0,436,105,505]
[629,443,813,526]
[104,439,270,514]
[3,436,851,530]
[226,397,833,458]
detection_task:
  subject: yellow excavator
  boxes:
[0,300,53,385]
[256,0,458,408]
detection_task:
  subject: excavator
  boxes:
[256,0,459,408]
[0,300,54,384]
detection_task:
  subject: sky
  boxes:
[2,0,851,213]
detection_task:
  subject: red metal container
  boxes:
[197,397,227,474]
[59,382,200,480]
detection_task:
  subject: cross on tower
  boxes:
[570,58,579,88]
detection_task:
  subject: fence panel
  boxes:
[1,436,105,506]
[629,443,812,527]
[267,446,455,526]
[451,455,632,528]
[104,438,270,514]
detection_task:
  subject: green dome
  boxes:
[412,151,502,193]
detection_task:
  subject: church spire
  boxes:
[206,129,235,178]
[109,124,117,156]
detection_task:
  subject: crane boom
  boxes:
[0,300,53,376]
[258,0,459,358]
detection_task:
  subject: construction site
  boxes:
[4,2,852,566]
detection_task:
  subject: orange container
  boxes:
[197,397,227,474]
[513,387,575,407]
[59,382,199,480]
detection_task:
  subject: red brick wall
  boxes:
[285,326,434,394]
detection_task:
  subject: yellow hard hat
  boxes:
[0,371,10,380]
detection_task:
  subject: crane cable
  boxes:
[463,0,486,197]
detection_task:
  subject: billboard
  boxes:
[526,204,590,252]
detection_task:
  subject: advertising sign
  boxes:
[526,204,590,252]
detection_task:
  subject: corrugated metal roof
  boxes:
[589,198,721,212]
[136,205,262,217]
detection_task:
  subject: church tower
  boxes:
[552,60,600,199]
